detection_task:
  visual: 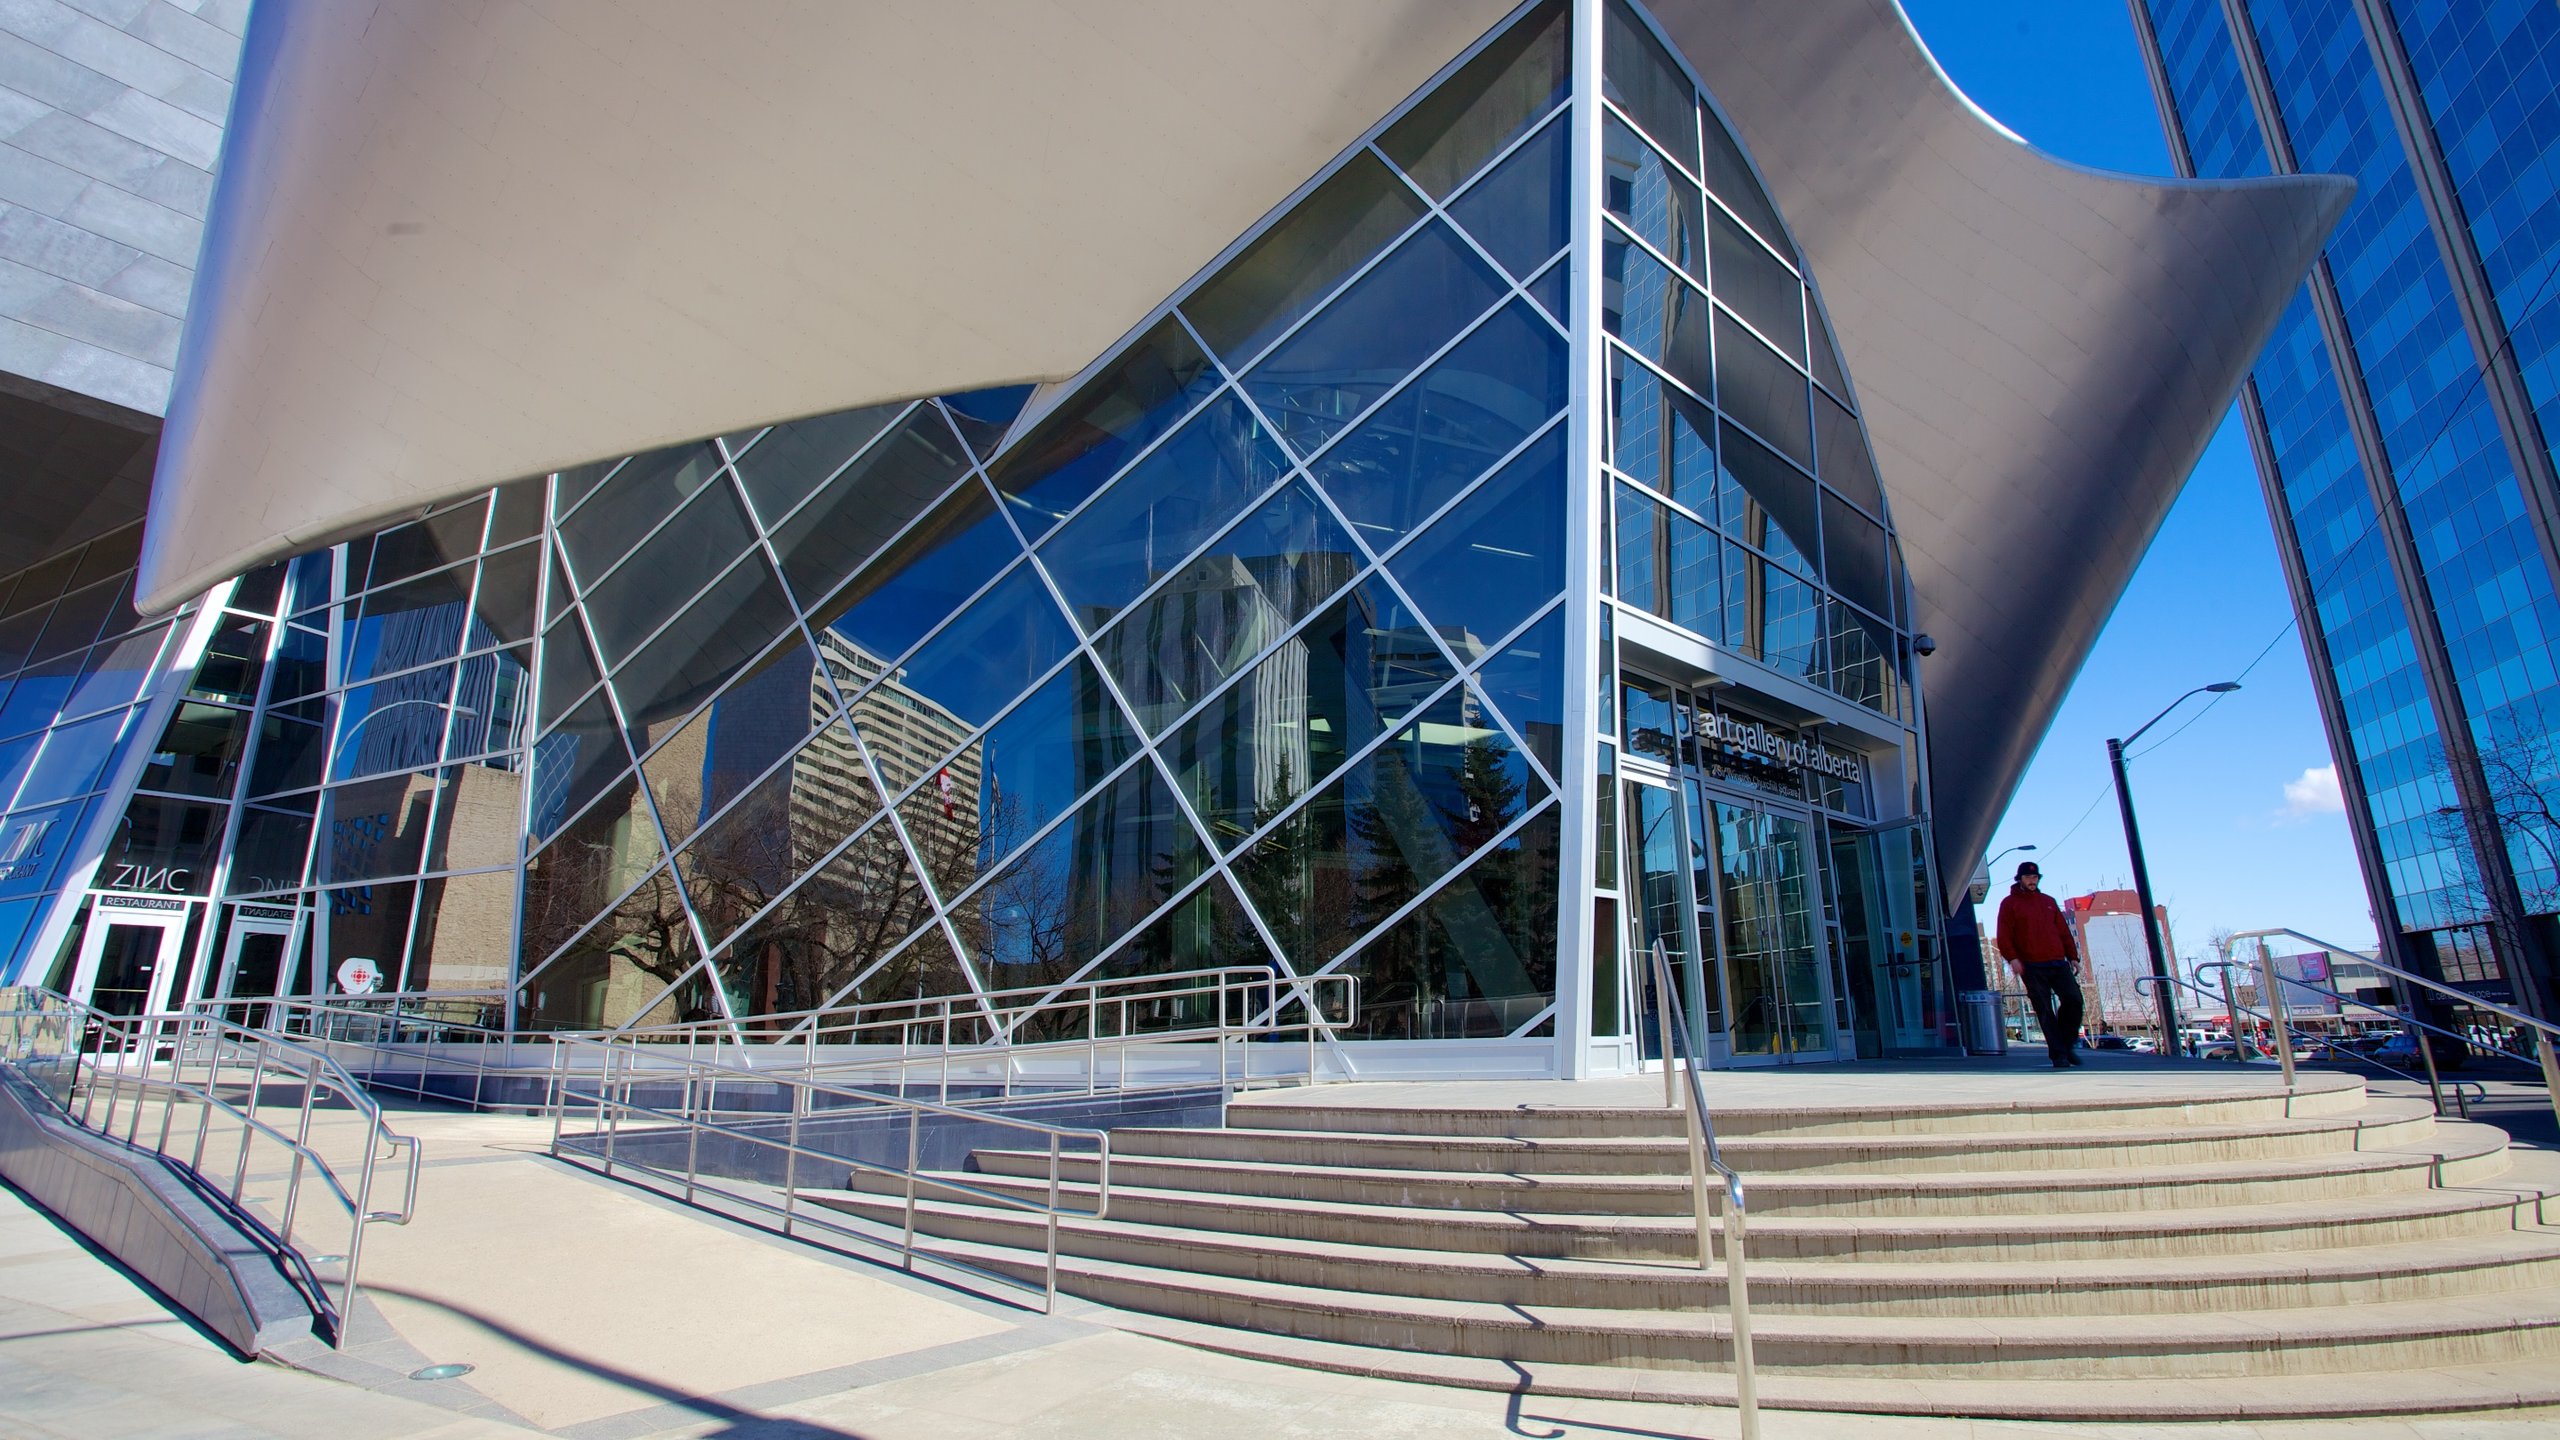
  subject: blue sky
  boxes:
[1896,0,2375,960]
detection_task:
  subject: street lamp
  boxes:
[2110,681,2241,1058]
[1989,842,2039,871]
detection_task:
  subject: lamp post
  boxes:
[2110,681,2241,1058]
[1988,842,2039,875]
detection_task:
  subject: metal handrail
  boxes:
[1646,941,1757,1440]
[2134,971,2485,1119]
[191,994,537,1110]
[2221,927,2559,1133]
[0,989,419,1344]
[617,965,1329,1044]
[542,968,1353,1312]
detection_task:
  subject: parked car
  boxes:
[2087,1034,2134,1052]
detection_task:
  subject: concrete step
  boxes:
[1114,1099,2439,1175]
[960,1125,2507,1218]
[803,1186,2560,1316]
[1108,1308,2560,1420]
[831,1166,2547,1261]
[1228,1071,2369,1139]
[893,1235,2560,1379]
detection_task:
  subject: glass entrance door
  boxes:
[67,905,189,1020]
[1709,797,1835,1060]
[215,911,299,1027]
[1625,775,1712,1060]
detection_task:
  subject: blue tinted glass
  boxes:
[1082,873,1272,987]
[330,665,455,782]
[1603,0,1697,170]
[1377,0,1568,200]
[1602,113,1703,279]
[1609,348,1714,513]
[1718,420,1819,575]
[770,409,975,607]
[62,625,166,719]
[880,564,1076,730]
[812,482,1020,674]
[527,690,641,841]
[1449,115,1570,281]
[949,761,1208,986]
[246,715,324,796]
[1039,392,1290,628]
[942,386,1035,459]
[1604,229,1710,397]
[988,317,1220,536]
[1727,541,1823,682]
[1328,804,1560,1038]
[1312,301,1569,549]
[1474,606,1565,781]
[343,567,472,685]
[586,481,758,668]
[1668,504,1718,641]
[1096,480,1362,733]
[0,799,86,899]
[359,501,484,593]
[1528,263,1568,327]
[1182,154,1429,368]
[446,645,531,761]
[16,710,127,805]
[1815,389,1883,515]
[557,442,725,583]
[971,658,1135,861]
[1387,426,1568,659]
[1714,308,1812,470]
[610,552,797,727]
[1244,222,1508,458]
[732,401,907,524]
[0,654,78,740]
[1614,484,1659,614]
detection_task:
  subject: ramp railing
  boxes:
[0,988,419,1344]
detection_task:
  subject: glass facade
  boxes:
[0,0,1938,1071]
[2137,0,2560,1007]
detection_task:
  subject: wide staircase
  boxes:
[802,1069,2560,1420]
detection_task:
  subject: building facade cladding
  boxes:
[0,0,1962,1073]
[2134,0,2560,1008]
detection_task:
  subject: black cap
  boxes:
[2016,861,2041,878]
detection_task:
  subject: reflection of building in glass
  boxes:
[2135,0,2560,1018]
[0,0,2340,1078]
[2065,889,2175,1032]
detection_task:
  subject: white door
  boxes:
[66,898,191,1020]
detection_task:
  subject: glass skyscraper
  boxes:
[2132,0,2560,1014]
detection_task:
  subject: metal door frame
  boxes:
[1621,757,1720,1066]
[64,895,192,1015]
[214,903,305,1024]
[1691,775,1849,1065]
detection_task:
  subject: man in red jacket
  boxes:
[1995,861,2085,1069]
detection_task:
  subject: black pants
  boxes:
[2020,962,2084,1065]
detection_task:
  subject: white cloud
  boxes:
[2279,764,2345,820]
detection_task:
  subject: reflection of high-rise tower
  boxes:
[807,626,978,880]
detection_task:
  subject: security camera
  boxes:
[1912,633,1937,657]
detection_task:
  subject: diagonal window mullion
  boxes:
[1303,794,1560,984]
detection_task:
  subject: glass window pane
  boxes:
[99,795,224,894]
[1243,221,1508,458]
[1378,0,1567,199]
[64,624,167,718]
[1614,484,1660,615]
[0,606,47,676]
[330,665,456,783]
[771,409,976,607]
[557,442,725,583]
[3,553,74,619]
[1239,687,1546,974]
[1167,578,1454,851]
[609,552,796,727]
[1704,109,1792,260]
[445,645,532,762]
[344,570,468,686]
[34,579,123,665]
[528,689,641,839]
[948,761,1208,994]
[933,657,1134,873]
[553,457,619,517]
[586,481,757,669]
[403,869,517,993]
[1810,309,1851,401]
[1330,805,1559,1038]
[1604,231,1711,397]
[843,667,976,805]
[521,777,665,967]
[247,715,325,797]
[1825,599,1898,719]
[987,318,1221,537]
[1621,675,1675,760]
[140,702,247,799]
[0,652,80,738]
[808,480,1019,677]
[517,864,696,1030]
[1608,348,1715,512]
[1602,113,1703,280]
[674,738,862,952]
[1668,502,1719,642]
[1386,425,1568,660]
[1816,390,1884,516]
[314,773,442,884]
[1528,263,1567,327]
[1474,607,1565,782]
[1313,301,1569,548]
[1726,541,1823,682]
[360,501,485,593]
[266,626,326,719]
[469,545,540,650]
[868,564,1075,731]
[1718,419,1820,573]
[1822,489,1891,621]
[710,821,948,1017]
[536,618,601,732]
[942,386,1034,460]
[1183,153,1428,367]
[1448,114,1569,281]
[284,551,334,617]
[229,561,288,616]
[734,401,909,525]
[1038,392,1290,628]
[489,478,545,550]
[1079,874,1271,988]
[1710,205,1804,362]
[228,800,313,894]
[643,642,828,849]
[1096,480,1361,733]
[1603,0,1696,171]
[0,798,86,898]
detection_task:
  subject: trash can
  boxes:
[1958,990,2006,1056]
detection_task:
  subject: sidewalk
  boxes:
[6,1085,2560,1439]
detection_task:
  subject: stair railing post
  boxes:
[1723,1176,1759,1440]
[2251,939,2297,1101]
[1652,943,1677,1110]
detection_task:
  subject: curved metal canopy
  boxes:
[142,0,2346,909]
[1648,0,2346,908]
